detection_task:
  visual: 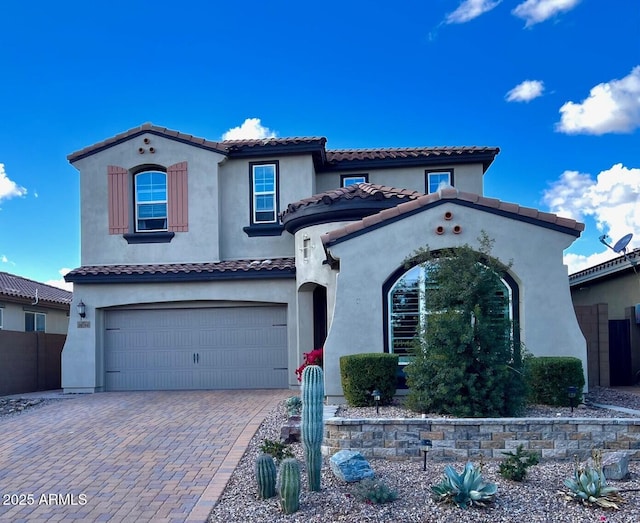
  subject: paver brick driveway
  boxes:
[0,390,291,523]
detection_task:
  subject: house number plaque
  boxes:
[77,321,91,329]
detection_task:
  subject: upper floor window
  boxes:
[135,171,168,232]
[251,162,278,224]
[25,311,46,332]
[426,169,454,194]
[341,174,368,187]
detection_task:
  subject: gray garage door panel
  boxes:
[104,306,287,391]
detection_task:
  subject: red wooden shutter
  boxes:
[167,161,188,232]
[107,166,129,234]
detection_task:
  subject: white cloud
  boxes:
[221,118,277,140]
[543,164,640,272]
[564,250,619,275]
[556,66,640,135]
[45,268,73,292]
[505,80,545,102]
[0,163,27,203]
[512,0,581,27]
[445,0,501,24]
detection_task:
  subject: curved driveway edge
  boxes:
[0,389,291,523]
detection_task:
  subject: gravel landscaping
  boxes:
[0,398,47,417]
[208,387,640,523]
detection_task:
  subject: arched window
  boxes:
[134,171,167,232]
[387,262,515,363]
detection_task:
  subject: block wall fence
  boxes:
[322,417,640,461]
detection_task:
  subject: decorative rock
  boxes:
[280,416,301,443]
[330,450,375,483]
[601,452,630,481]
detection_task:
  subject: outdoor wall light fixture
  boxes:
[420,439,432,471]
[567,386,578,413]
[77,300,86,319]
[371,389,381,415]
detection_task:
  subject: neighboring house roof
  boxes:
[67,123,499,173]
[569,248,640,286]
[281,183,424,233]
[321,187,585,247]
[0,271,72,307]
[65,258,296,284]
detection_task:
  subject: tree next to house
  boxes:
[404,233,526,417]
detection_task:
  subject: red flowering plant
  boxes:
[295,348,323,382]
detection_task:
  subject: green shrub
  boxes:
[259,439,294,464]
[340,353,399,407]
[403,234,527,417]
[498,444,540,482]
[526,356,585,407]
[352,478,398,504]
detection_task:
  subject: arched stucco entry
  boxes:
[381,255,522,387]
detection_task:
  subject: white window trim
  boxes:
[427,170,452,194]
[134,171,168,232]
[342,175,367,187]
[25,311,46,332]
[252,163,277,224]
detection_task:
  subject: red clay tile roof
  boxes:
[281,183,423,218]
[321,187,585,246]
[0,271,72,306]
[65,258,296,283]
[67,123,498,173]
[325,146,498,162]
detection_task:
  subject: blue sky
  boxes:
[0,0,638,290]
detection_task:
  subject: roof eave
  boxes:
[317,150,499,173]
[67,126,229,164]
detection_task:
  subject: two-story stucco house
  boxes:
[62,123,587,402]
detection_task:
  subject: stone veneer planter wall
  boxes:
[322,417,640,461]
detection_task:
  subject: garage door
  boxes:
[104,306,288,391]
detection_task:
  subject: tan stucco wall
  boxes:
[72,133,227,265]
[0,302,69,334]
[321,202,586,403]
[218,155,315,260]
[315,163,484,195]
[62,279,297,393]
[571,271,640,320]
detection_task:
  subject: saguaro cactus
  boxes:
[255,453,277,499]
[301,364,324,491]
[278,458,301,514]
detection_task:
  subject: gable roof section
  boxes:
[0,271,72,307]
[65,258,296,284]
[67,123,327,164]
[67,123,499,173]
[321,187,584,247]
[569,248,640,286]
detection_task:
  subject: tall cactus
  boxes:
[255,453,277,499]
[301,364,324,491]
[278,458,301,514]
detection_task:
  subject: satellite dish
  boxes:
[612,233,633,254]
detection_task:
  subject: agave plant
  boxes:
[563,451,625,510]
[431,462,497,509]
